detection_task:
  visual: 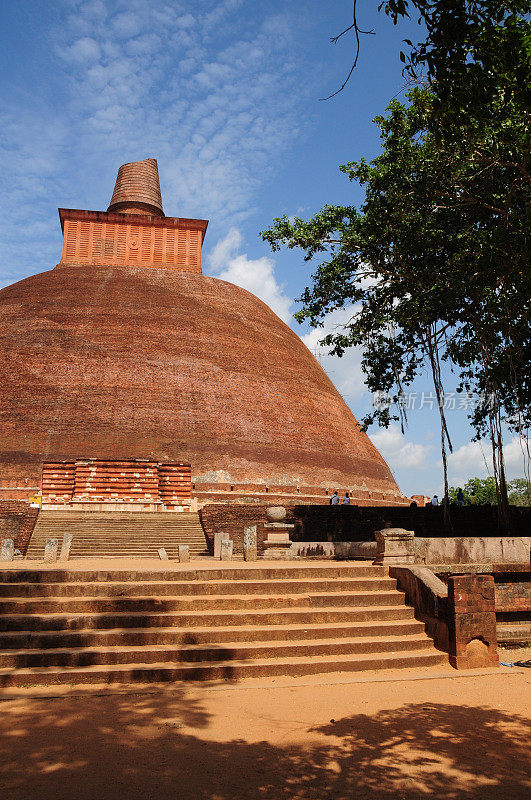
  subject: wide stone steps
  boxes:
[0,576,395,597]
[26,511,209,558]
[0,619,427,649]
[0,605,417,632]
[0,565,386,582]
[0,590,404,615]
[0,650,444,686]
[0,564,446,685]
[0,634,433,669]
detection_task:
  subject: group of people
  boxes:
[430,488,465,506]
[329,491,350,505]
[329,489,467,507]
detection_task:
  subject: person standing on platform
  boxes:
[330,491,339,505]
[342,492,351,505]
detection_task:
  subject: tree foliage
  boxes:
[262,3,530,523]
[262,83,530,432]
[450,476,531,505]
[507,477,531,506]
[449,477,498,504]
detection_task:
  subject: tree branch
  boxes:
[320,0,375,101]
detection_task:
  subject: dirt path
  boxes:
[1,668,529,800]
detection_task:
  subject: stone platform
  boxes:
[25,511,208,559]
[0,560,446,687]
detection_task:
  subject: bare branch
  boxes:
[320,0,375,101]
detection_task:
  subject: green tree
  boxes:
[508,478,531,506]
[263,4,530,530]
[449,477,498,505]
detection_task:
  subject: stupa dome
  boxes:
[0,159,404,505]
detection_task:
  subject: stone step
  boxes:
[0,590,405,615]
[0,604,415,632]
[62,547,208,552]
[58,547,208,554]
[0,577,396,597]
[0,649,447,687]
[496,623,531,645]
[32,546,207,552]
[31,523,202,529]
[0,634,433,669]
[28,530,207,535]
[29,526,205,531]
[0,619,426,649]
[26,511,208,558]
[57,536,208,540]
[0,565,387,582]
[35,513,201,518]
[30,525,204,530]
[31,531,204,536]
[32,531,208,536]
[64,552,209,557]
[33,541,208,547]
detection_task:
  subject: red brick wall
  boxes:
[199,504,276,555]
[59,211,204,274]
[0,501,39,555]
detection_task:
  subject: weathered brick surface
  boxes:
[494,578,531,612]
[40,459,192,506]
[0,267,403,502]
[447,574,499,668]
[58,210,205,273]
[108,158,164,215]
[0,501,39,555]
[449,573,496,613]
[200,504,275,555]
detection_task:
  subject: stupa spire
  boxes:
[107,157,164,217]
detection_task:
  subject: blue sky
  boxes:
[0,0,526,496]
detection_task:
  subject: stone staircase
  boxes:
[0,564,447,686]
[26,511,209,559]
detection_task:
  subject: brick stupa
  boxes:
[0,158,406,507]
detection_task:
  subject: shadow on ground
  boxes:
[1,691,529,800]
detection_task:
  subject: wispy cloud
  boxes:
[444,437,529,485]
[301,306,367,403]
[370,424,433,470]
[0,0,307,280]
[208,227,293,323]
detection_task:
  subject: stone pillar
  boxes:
[214,531,229,559]
[243,525,258,561]
[447,573,499,669]
[44,538,59,563]
[178,544,190,563]
[261,509,294,560]
[220,539,233,561]
[373,528,415,565]
[0,539,15,562]
[59,533,73,561]
[158,547,169,560]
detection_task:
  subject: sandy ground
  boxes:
[1,666,529,800]
[2,559,529,798]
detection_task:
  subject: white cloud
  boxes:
[370,424,432,470]
[208,228,293,323]
[445,437,529,485]
[0,0,306,280]
[111,12,144,38]
[300,306,367,402]
[60,36,101,62]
